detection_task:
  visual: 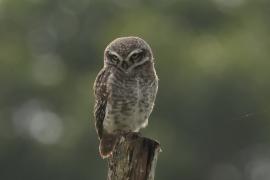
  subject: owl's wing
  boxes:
[93,68,110,139]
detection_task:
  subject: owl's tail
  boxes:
[99,133,118,158]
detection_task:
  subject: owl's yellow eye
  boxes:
[111,55,118,61]
[130,51,143,62]
[131,53,139,60]
[108,53,120,64]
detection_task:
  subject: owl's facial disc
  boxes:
[105,48,151,73]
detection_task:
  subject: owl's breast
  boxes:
[103,73,156,133]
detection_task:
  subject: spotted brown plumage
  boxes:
[93,37,158,158]
[94,68,110,139]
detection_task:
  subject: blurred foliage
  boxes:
[0,0,270,179]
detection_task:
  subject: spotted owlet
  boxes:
[93,37,158,158]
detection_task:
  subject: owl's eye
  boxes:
[130,51,144,62]
[131,53,139,60]
[108,53,120,64]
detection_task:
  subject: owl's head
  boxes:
[104,37,154,73]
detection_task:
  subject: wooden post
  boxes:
[107,133,161,180]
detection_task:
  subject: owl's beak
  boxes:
[121,61,129,70]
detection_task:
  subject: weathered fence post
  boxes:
[107,133,161,180]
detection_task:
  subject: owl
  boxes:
[93,37,158,158]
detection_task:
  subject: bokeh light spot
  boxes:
[12,100,64,145]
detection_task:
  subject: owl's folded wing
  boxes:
[93,68,111,139]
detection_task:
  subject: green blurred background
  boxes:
[1,0,270,179]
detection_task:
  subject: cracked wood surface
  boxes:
[107,133,160,180]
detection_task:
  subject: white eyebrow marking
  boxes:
[108,51,123,61]
[126,57,150,73]
[126,49,143,61]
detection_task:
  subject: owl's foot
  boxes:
[123,131,141,141]
[114,129,126,136]
[114,130,141,138]
[134,131,142,136]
